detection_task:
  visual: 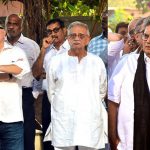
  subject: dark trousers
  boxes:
[42,91,54,150]
[0,122,24,150]
[22,88,35,150]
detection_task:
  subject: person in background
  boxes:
[115,22,128,40]
[32,18,70,150]
[5,14,40,150]
[47,21,107,150]
[88,10,108,68]
[0,23,30,150]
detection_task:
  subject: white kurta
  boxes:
[47,52,108,149]
[108,53,150,150]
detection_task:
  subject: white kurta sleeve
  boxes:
[99,59,107,102]
[108,56,128,103]
[47,58,57,103]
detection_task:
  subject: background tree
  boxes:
[1,0,107,44]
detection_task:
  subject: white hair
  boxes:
[67,21,90,36]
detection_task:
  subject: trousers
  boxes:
[22,88,35,150]
[0,121,24,150]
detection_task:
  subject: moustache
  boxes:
[51,35,57,39]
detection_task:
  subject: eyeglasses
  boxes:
[135,30,144,34]
[68,33,88,40]
[129,29,135,36]
[142,33,150,41]
[46,27,61,35]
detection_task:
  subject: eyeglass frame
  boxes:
[68,33,89,40]
[142,33,150,41]
[46,26,61,36]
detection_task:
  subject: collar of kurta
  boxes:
[5,33,24,45]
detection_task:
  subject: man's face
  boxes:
[142,25,150,57]
[5,15,22,38]
[68,25,90,51]
[118,27,128,38]
[46,22,66,45]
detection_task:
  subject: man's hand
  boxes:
[123,38,138,54]
[42,36,56,49]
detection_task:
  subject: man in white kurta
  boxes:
[47,21,107,150]
[108,19,150,150]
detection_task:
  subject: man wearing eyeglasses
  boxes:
[108,16,150,150]
[32,18,70,150]
[47,21,107,150]
[0,23,30,150]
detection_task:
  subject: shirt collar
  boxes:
[48,40,70,51]
[99,33,107,40]
[5,33,24,45]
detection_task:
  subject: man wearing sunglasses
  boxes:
[0,23,30,150]
[32,18,70,150]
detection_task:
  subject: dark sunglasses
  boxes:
[46,27,61,35]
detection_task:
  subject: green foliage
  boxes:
[135,0,150,13]
[108,0,136,8]
[108,9,133,32]
[47,0,100,18]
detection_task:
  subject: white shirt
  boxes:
[0,42,30,123]
[42,40,70,91]
[47,52,108,149]
[108,39,124,79]
[5,34,40,87]
[108,53,150,150]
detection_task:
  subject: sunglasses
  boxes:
[46,27,61,36]
[68,33,88,40]
[129,29,135,36]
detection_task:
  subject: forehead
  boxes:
[118,27,128,31]
[7,15,21,23]
[70,25,87,33]
[47,22,60,29]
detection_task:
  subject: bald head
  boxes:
[128,18,141,37]
[5,14,23,44]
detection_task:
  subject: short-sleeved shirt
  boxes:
[5,34,40,88]
[0,42,30,122]
[88,34,108,67]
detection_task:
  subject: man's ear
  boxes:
[86,36,91,45]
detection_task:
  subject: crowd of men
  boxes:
[0,12,107,150]
[1,11,150,150]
